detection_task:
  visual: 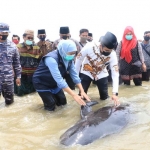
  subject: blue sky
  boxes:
[1,0,150,42]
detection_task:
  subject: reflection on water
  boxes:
[0,82,150,150]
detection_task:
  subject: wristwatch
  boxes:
[113,92,118,96]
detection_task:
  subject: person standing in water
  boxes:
[141,31,150,81]
[116,26,146,86]
[75,32,119,106]
[0,23,21,105]
[32,40,90,111]
[15,30,42,96]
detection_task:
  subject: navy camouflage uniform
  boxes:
[0,40,21,104]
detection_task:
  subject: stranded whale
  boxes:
[60,101,129,146]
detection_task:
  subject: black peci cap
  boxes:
[88,33,93,37]
[60,26,70,34]
[101,32,117,49]
[38,29,46,34]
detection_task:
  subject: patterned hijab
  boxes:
[121,26,137,63]
[57,39,77,69]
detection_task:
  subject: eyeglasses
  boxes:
[27,37,34,40]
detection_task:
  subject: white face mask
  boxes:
[25,40,33,45]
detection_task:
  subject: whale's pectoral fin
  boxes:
[80,101,99,118]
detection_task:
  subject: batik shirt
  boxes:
[0,40,21,81]
[75,42,119,93]
[17,43,42,76]
[37,40,53,56]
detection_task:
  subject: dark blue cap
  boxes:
[0,23,10,33]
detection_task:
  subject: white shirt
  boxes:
[75,41,119,93]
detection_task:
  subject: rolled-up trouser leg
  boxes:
[79,73,92,94]
[96,77,109,100]
[38,92,56,111]
[2,81,14,105]
[53,90,67,106]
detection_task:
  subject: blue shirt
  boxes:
[37,56,81,94]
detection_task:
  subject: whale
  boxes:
[60,101,129,146]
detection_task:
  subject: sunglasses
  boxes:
[27,37,34,40]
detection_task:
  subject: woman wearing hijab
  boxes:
[32,40,90,111]
[116,26,146,85]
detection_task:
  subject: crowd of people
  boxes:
[0,22,150,111]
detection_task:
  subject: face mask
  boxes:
[144,36,150,41]
[101,51,111,56]
[12,39,19,44]
[61,47,75,61]
[39,36,46,41]
[25,40,33,45]
[1,35,8,40]
[62,35,69,40]
[64,54,75,61]
[125,35,133,40]
[81,37,87,43]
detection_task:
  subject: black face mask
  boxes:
[1,35,8,40]
[101,51,111,56]
[144,36,150,41]
[87,39,92,42]
[39,36,46,41]
[62,35,69,40]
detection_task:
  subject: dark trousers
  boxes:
[108,70,123,85]
[38,89,67,111]
[92,79,97,85]
[80,73,109,100]
[14,75,35,96]
[65,73,75,90]
[0,81,14,105]
[142,70,150,81]
[123,78,142,86]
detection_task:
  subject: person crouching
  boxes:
[32,40,90,111]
